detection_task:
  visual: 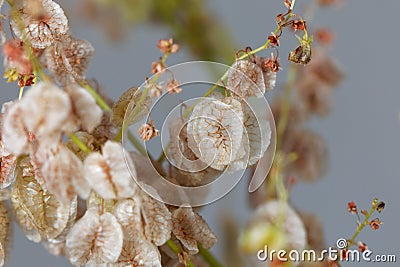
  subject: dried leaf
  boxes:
[111,87,151,127]
[227,60,266,98]
[172,207,217,254]
[84,141,137,199]
[187,96,244,170]
[10,0,69,49]
[66,208,123,266]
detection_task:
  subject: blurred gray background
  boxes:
[1,0,399,266]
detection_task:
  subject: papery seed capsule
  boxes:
[288,44,312,65]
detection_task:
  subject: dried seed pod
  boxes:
[42,240,66,257]
[230,102,271,171]
[227,60,266,98]
[39,144,87,202]
[83,141,137,199]
[168,119,220,186]
[10,0,69,49]
[11,161,75,242]
[138,120,159,141]
[42,35,94,84]
[297,73,332,117]
[288,43,312,65]
[66,85,103,133]
[113,198,142,241]
[0,201,11,267]
[283,129,328,182]
[0,152,16,189]
[187,96,244,170]
[111,87,151,127]
[113,239,162,267]
[172,207,217,254]
[139,184,172,246]
[1,102,29,155]
[239,200,306,254]
[66,208,123,266]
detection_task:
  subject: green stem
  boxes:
[346,198,378,248]
[166,240,196,267]
[198,243,224,267]
[80,82,111,111]
[69,133,91,155]
[276,63,298,150]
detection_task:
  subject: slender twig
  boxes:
[346,198,379,248]
[69,133,91,155]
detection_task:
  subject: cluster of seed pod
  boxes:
[0,1,218,266]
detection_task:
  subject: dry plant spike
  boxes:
[111,86,151,127]
[187,95,244,170]
[83,141,137,199]
[172,207,217,254]
[227,60,266,98]
[66,208,123,266]
[10,0,69,49]
[11,163,74,241]
[66,85,103,133]
[139,184,172,246]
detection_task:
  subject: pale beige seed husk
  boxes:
[83,141,137,199]
[113,198,142,241]
[1,102,29,155]
[67,85,103,133]
[187,96,244,170]
[248,200,306,252]
[227,60,266,99]
[172,207,217,254]
[39,144,86,203]
[66,208,123,266]
[111,239,162,267]
[11,167,74,242]
[139,184,172,246]
[10,0,69,49]
[43,35,94,84]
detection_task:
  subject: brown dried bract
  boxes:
[138,120,159,141]
[172,207,217,254]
